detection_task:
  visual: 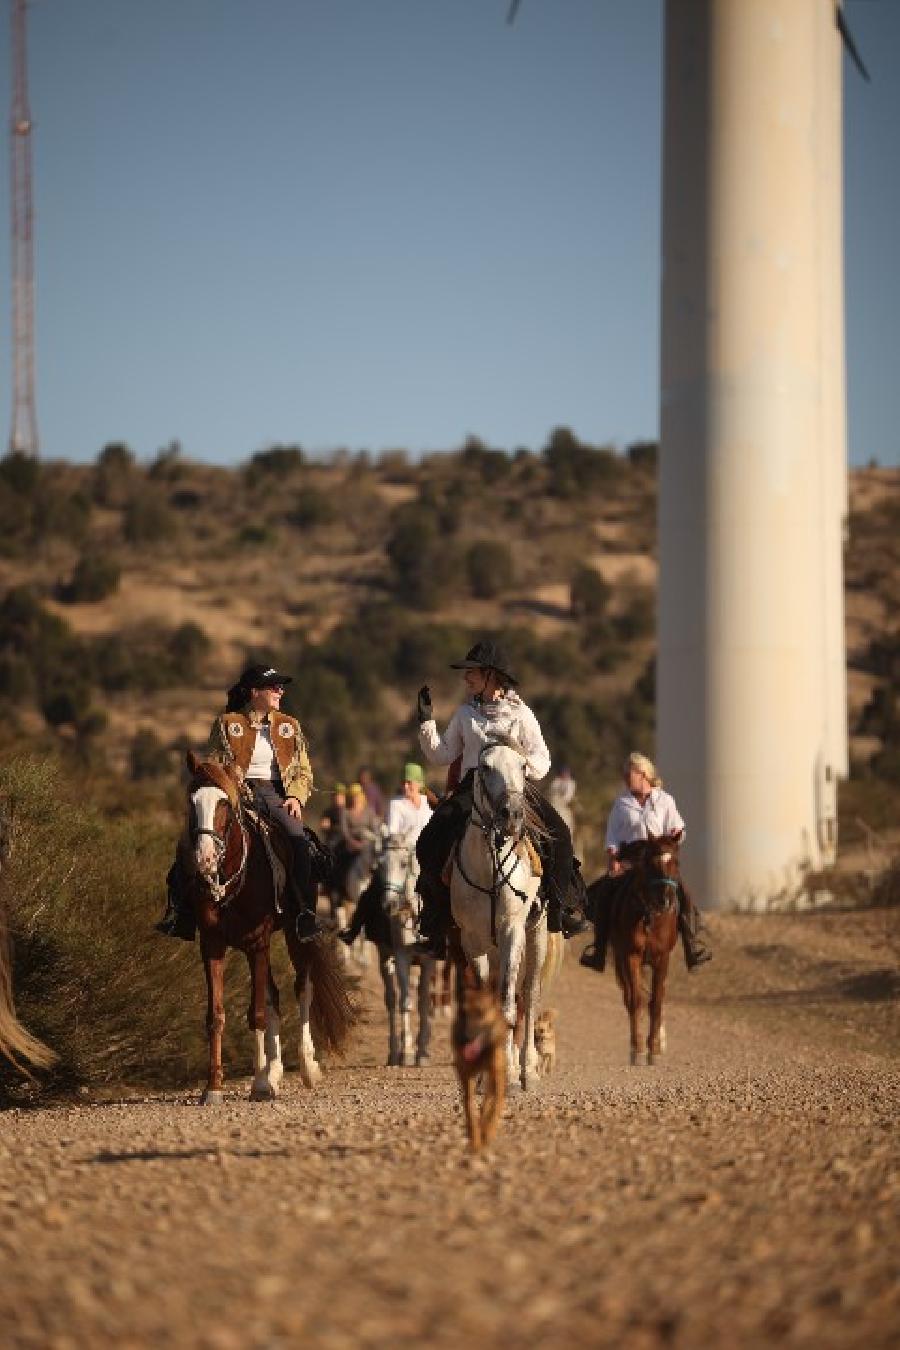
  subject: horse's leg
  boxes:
[441,958,453,1017]
[648,951,670,1065]
[201,940,227,1105]
[397,948,416,1067]
[380,951,401,1067]
[416,956,434,1067]
[519,919,547,1092]
[624,949,646,1066]
[247,945,276,1101]
[294,947,322,1088]
[499,924,524,1088]
[264,966,284,1094]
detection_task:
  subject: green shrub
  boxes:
[63,551,121,604]
[543,427,619,498]
[626,441,659,472]
[147,441,185,482]
[130,729,171,781]
[123,489,176,545]
[386,503,462,609]
[93,443,135,506]
[466,539,515,599]
[614,587,656,641]
[460,436,512,484]
[570,564,610,619]
[0,451,40,497]
[244,444,305,488]
[33,489,91,544]
[236,523,277,548]
[289,486,337,530]
[168,622,211,681]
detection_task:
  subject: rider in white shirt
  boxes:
[414,640,589,956]
[584,752,711,971]
[339,763,432,946]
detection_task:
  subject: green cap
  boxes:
[403,762,424,785]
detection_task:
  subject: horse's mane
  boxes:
[188,756,241,810]
[619,836,680,865]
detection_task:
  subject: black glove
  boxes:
[416,685,433,725]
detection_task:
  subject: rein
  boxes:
[190,794,250,906]
[457,764,534,943]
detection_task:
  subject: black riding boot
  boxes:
[289,839,327,944]
[580,875,613,971]
[678,883,712,969]
[414,873,451,960]
[560,857,590,936]
[155,861,196,942]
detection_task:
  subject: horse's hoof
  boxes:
[200,1089,224,1106]
[647,1052,660,1067]
[249,1082,274,1102]
[299,1059,323,1089]
[630,1050,648,1067]
[520,1071,541,1093]
[401,1049,416,1068]
[415,1053,431,1068]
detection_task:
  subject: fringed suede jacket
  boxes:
[206,710,314,805]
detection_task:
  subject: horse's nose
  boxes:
[195,837,217,874]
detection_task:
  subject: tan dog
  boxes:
[452,972,507,1153]
[534,1008,557,1077]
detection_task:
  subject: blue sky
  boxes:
[1,0,897,467]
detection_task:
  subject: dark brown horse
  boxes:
[595,836,681,1066]
[184,751,356,1103]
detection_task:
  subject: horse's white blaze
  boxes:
[191,784,227,874]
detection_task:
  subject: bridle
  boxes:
[381,836,419,923]
[189,788,250,906]
[453,745,537,941]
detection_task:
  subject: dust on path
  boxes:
[1,910,898,1349]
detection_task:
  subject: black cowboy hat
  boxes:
[450,640,519,687]
[237,664,292,691]
[225,664,293,712]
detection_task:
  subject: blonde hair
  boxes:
[626,752,662,789]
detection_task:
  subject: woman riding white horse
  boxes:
[414,639,588,958]
[340,763,436,1065]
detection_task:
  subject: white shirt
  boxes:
[247,724,276,781]
[386,793,432,844]
[605,787,685,853]
[419,691,551,782]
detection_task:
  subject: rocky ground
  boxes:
[1,906,898,1349]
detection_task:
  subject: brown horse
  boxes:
[184,751,356,1103]
[603,836,680,1067]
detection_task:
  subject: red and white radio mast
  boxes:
[8,0,39,456]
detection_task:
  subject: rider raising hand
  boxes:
[414,640,589,957]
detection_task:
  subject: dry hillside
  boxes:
[0,439,896,870]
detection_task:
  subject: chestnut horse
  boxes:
[184,751,356,1103]
[603,836,680,1067]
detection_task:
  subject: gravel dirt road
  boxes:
[1,906,898,1349]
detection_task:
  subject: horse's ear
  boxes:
[186,749,201,776]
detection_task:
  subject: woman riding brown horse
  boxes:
[588,835,681,1066]
[184,752,355,1102]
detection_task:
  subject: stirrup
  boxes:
[686,945,712,970]
[295,910,326,944]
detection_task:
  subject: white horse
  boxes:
[378,832,436,1067]
[450,741,559,1091]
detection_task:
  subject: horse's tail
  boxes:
[0,910,55,1075]
[306,937,362,1059]
[540,931,565,999]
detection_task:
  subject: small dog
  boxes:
[452,972,507,1153]
[534,1008,557,1077]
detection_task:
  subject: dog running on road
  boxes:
[452,970,507,1153]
